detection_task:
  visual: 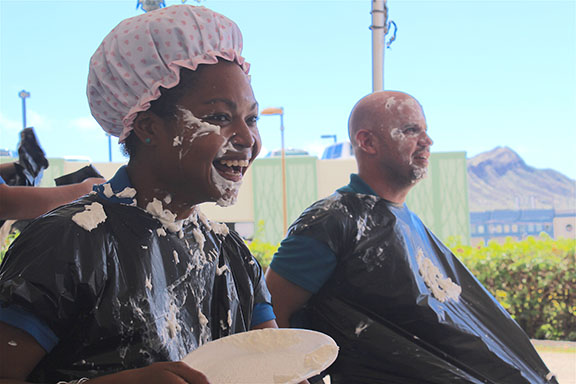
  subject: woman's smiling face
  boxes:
[149,60,261,208]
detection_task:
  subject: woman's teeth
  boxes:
[219,159,249,167]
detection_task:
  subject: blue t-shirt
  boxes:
[270,174,377,293]
[0,166,274,352]
[0,175,5,184]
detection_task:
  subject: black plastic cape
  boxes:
[289,192,556,384]
[0,194,270,382]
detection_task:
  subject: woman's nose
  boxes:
[229,121,257,149]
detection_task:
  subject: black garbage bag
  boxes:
[0,193,268,382]
[289,192,557,384]
[54,165,103,186]
[14,127,49,187]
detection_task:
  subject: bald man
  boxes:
[266,92,556,384]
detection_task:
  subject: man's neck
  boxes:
[357,170,413,204]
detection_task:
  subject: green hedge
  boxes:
[247,239,279,271]
[0,230,19,263]
[450,235,575,341]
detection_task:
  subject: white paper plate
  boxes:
[181,328,339,384]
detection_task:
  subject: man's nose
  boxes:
[419,132,433,146]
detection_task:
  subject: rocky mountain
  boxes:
[467,147,576,212]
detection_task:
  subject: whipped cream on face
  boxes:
[411,166,428,182]
[175,107,221,160]
[390,127,405,141]
[216,139,235,159]
[178,107,221,141]
[211,170,242,207]
[390,124,429,183]
[72,202,107,231]
[176,106,247,207]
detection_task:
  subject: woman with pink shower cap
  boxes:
[0,5,279,383]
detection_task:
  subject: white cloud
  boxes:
[302,140,328,158]
[0,113,22,134]
[27,110,54,132]
[70,116,101,132]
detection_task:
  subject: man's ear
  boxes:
[132,111,166,146]
[355,129,378,155]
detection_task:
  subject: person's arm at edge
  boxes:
[0,322,210,384]
[0,178,105,221]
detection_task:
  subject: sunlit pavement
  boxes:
[533,340,576,384]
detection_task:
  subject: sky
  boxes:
[1,0,575,179]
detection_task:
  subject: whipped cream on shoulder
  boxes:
[72,202,107,231]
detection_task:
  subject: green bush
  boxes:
[247,239,278,270]
[449,235,575,341]
[0,229,19,263]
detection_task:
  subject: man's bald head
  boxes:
[348,91,424,147]
[347,91,432,195]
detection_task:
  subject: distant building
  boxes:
[553,210,576,240]
[32,153,470,246]
[470,209,576,245]
[321,141,354,160]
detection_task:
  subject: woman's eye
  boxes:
[246,115,259,126]
[203,114,230,123]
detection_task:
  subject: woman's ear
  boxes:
[355,129,378,155]
[132,111,166,146]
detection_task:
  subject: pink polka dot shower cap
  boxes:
[87,5,248,142]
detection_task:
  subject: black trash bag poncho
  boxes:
[290,192,556,384]
[13,127,49,187]
[0,193,270,383]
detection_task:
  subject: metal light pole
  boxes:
[107,134,113,162]
[371,0,386,92]
[18,90,31,129]
[370,0,397,91]
[136,0,166,12]
[261,107,288,235]
[321,134,337,143]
